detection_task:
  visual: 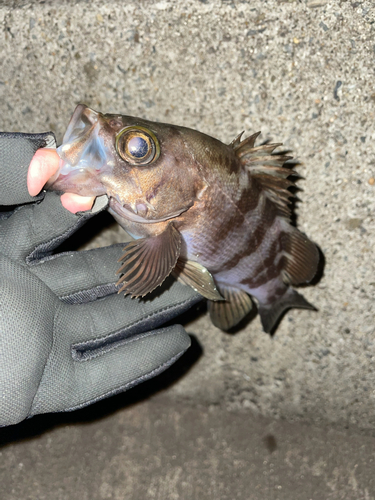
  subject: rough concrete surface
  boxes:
[0,0,374,498]
[1,393,375,500]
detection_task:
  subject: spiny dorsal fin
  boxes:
[229,131,244,149]
[231,131,261,153]
[231,131,297,218]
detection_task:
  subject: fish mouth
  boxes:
[46,104,112,195]
[63,104,100,145]
[109,198,189,224]
[58,105,107,170]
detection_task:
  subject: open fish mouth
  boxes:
[46,105,112,196]
[63,105,100,144]
[58,105,107,169]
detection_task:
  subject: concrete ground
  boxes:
[1,390,375,500]
[1,0,375,498]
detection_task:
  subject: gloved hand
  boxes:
[0,132,201,426]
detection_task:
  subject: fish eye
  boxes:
[115,126,160,165]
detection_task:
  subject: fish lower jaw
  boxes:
[110,198,151,223]
[109,198,183,224]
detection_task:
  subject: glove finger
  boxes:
[0,132,55,205]
[63,281,201,347]
[31,325,191,414]
[30,244,124,298]
[0,192,107,263]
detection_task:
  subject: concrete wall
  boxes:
[1,0,374,432]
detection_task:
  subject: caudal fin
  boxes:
[258,287,316,333]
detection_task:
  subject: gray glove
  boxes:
[0,132,201,426]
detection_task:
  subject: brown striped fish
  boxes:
[47,104,319,332]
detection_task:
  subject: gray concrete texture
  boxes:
[1,394,375,500]
[1,0,375,498]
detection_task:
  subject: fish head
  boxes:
[47,104,207,225]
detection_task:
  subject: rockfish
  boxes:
[47,104,319,332]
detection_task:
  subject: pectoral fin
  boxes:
[172,259,223,301]
[116,224,181,297]
[208,286,253,331]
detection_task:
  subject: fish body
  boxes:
[48,104,319,332]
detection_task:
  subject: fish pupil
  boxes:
[128,136,148,158]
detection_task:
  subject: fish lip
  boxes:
[58,104,107,169]
[109,198,189,224]
[63,104,101,145]
[46,105,111,195]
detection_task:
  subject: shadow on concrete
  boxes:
[0,334,203,448]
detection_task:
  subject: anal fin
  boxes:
[208,286,253,331]
[116,224,181,297]
[172,258,223,301]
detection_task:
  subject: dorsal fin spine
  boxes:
[232,131,298,219]
[232,131,261,152]
[230,131,244,148]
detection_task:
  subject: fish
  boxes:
[47,104,319,333]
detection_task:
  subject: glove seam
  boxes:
[72,323,177,361]
[60,282,118,304]
[71,294,201,361]
[29,242,125,268]
[26,211,92,265]
[63,348,187,412]
[25,208,113,266]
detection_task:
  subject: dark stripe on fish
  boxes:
[212,195,278,274]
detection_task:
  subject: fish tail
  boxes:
[258,287,316,333]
